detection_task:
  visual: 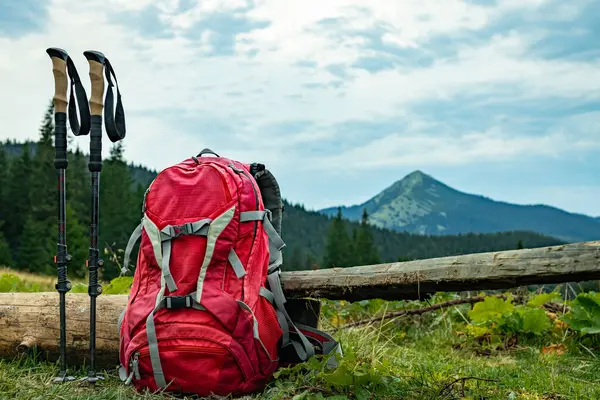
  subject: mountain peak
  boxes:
[390,170,441,193]
[401,170,430,184]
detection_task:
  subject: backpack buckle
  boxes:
[165,295,192,309]
[171,223,193,238]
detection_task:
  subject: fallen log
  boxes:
[0,240,599,368]
[282,240,600,301]
[0,293,319,370]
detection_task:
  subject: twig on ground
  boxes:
[439,376,499,397]
[340,295,494,330]
[339,294,569,330]
[544,301,571,314]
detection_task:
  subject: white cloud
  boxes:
[0,0,598,214]
[309,123,600,171]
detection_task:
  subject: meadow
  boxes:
[1,269,599,400]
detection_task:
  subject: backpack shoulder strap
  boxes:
[247,163,342,368]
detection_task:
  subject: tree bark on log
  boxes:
[0,292,124,370]
[0,240,599,368]
[281,240,600,301]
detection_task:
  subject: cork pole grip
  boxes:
[46,48,69,113]
[87,60,104,116]
[51,58,68,113]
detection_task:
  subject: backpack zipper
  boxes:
[137,345,228,358]
[205,163,232,203]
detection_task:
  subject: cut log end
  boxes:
[17,336,37,353]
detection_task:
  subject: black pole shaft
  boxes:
[54,111,73,381]
[87,115,103,381]
[57,168,67,374]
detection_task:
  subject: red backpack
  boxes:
[117,149,341,397]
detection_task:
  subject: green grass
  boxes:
[1,271,600,399]
[1,318,599,399]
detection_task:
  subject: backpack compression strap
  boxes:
[239,211,342,368]
[246,164,341,366]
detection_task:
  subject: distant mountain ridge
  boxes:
[320,170,600,243]
[2,141,565,270]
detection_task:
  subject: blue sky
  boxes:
[1,0,599,216]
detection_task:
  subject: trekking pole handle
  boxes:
[84,51,105,117]
[46,47,69,169]
[84,50,105,172]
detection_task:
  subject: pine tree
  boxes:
[27,103,57,266]
[0,222,14,266]
[517,240,524,249]
[65,203,89,278]
[98,142,138,280]
[6,143,33,257]
[323,207,353,268]
[353,208,380,265]
[285,246,304,271]
[305,252,318,270]
[17,215,53,273]
[67,145,90,225]
[0,144,9,226]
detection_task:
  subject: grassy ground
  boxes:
[1,325,598,400]
[1,271,599,399]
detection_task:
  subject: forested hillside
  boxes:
[0,104,564,279]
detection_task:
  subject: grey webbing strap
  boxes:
[262,213,285,252]
[239,210,284,250]
[122,222,143,274]
[159,219,211,240]
[267,271,315,360]
[228,249,246,278]
[240,210,285,267]
[118,307,126,334]
[240,210,265,222]
[161,240,177,292]
[259,286,290,346]
[259,287,274,304]
[146,292,204,389]
[241,210,312,358]
[276,309,290,347]
[159,218,212,293]
[118,307,128,382]
[146,302,167,388]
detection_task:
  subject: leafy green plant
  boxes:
[562,292,600,336]
[103,276,133,295]
[466,294,552,340]
[500,306,552,336]
[273,347,393,399]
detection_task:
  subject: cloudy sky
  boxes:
[1,0,599,216]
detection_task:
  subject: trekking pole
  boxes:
[82,50,105,384]
[46,47,90,383]
[81,49,125,384]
